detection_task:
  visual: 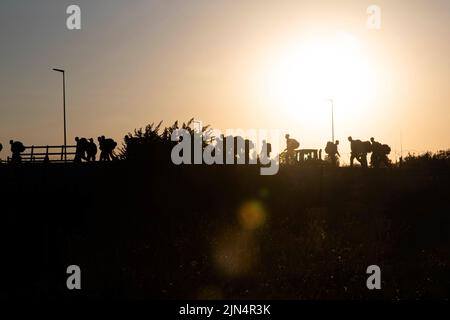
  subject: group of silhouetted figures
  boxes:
[0,136,117,164]
[347,136,391,168]
[285,134,391,168]
[1,133,390,167]
[0,140,26,164]
[74,136,117,163]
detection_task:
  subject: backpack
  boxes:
[325,141,335,154]
[382,144,391,155]
[288,139,299,150]
[105,139,117,150]
[79,138,89,149]
[12,141,25,153]
[363,141,372,153]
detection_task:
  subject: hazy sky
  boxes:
[1,0,449,160]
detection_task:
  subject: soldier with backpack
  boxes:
[10,140,25,164]
[86,138,97,162]
[370,137,391,168]
[285,134,300,164]
[74,137,89,163]
[348,136,371,168]
[104,137,117,161]
[325,140,340,166]
[98,136,107,161]
[98,136,117,161]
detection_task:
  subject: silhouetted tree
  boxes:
[402,150,450,168]
[118,118,211,162]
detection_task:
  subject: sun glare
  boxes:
[265,32,378,120]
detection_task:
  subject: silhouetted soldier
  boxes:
[325,140,340,166]
[379,143,391,167]
[370,137,381,167]
[10,140,25,164]
[348,136,371,168]
[104,137,117,161]
[285,134,299,164]
[74,137,88,163]
[370,137,391,168]
[98,136,108,161]
[86,138,97,162]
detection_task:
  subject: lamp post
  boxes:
[327,99,334,142]
[52,68,67,161]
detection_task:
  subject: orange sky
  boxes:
[1,0,449,162]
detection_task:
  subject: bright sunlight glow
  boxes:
[265,32,379,120]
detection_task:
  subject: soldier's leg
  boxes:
[361,154,368,168]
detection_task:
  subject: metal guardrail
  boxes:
[7,145,77,163]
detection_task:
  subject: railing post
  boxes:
[30,146,34,162]
[45,146,49,163]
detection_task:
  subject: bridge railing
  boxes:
[7,145,77,163]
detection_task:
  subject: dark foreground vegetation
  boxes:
[0,160,449,300]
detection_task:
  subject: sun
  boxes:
[265,32,378,120]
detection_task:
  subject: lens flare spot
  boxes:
[214,228,256,277]
[238,200,267,230]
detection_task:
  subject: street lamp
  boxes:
[52,68,67,161]
[327,99,334,142]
